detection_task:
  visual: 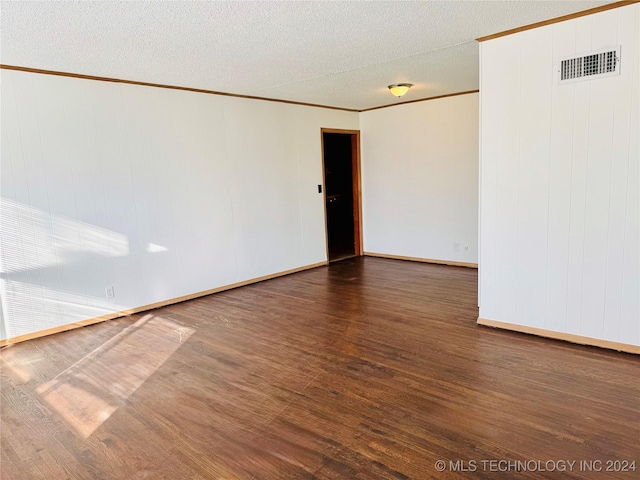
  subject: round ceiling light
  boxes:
[388,83,413,97]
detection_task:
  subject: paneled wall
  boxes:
[360,93,479,264]
[479,4,639,346]
[0,70,358,341]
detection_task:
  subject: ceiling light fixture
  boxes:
[388,83,413,97]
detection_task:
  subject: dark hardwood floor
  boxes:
[1,257,638,479]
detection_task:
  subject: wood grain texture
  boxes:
[476,0,639,42]
[0,261,327,347]
[351,133,364,255]
[1,257,638,479]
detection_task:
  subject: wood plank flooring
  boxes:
[1,257,638,479]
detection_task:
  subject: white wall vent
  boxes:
[558,46,621,84]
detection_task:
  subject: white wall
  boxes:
[479,4,639,346]
[360,93,479,264]
[0,69,358,341]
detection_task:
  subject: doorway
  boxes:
[321,129,363,262]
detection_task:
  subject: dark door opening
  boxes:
[321,130,362,262]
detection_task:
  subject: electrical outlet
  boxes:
[453,242,460,252]
[106,286,115,299]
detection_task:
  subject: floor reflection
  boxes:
[36,314,193,438]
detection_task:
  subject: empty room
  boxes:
[1,1,638,479]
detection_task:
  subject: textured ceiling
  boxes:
[1,1,613,110]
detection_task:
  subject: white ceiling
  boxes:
[1,1,612,110]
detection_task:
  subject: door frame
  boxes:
[320,128,363,260]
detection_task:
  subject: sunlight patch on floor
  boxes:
[36,314,194,438]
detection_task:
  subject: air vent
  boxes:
[558,46,621,84]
